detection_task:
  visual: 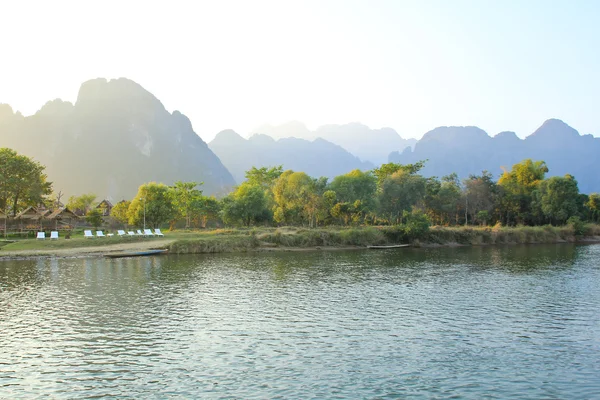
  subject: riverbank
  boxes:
[2,224,599,259]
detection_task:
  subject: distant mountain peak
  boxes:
[493,131,521,141]
[527,118,580,141]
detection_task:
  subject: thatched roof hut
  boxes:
[46,207,80,229]
[14,207,48,221]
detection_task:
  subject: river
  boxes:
[1,244,599,398]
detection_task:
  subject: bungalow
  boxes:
[14,207,49,230]
[96,200,114,217]
[46,207,80,230]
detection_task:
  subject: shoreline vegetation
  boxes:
[1,224,599,260]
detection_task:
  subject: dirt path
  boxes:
[0,239,175,259]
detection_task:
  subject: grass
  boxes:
[2,224,600,256]
[0,232,175,252]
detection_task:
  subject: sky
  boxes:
[1,0,599,141]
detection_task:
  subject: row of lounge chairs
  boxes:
[36,229,165,240]
[84,229,164,238]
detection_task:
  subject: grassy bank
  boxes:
[2,224,600,258]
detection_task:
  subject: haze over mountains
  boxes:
[209,130,374,183]
[390,119,600,193]
[252,121,416,165]
[1,77,599,199]
[0,78,235,200]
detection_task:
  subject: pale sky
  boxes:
[1,0,598,141]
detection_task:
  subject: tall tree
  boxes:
[171,181,204,228]
[66,193,97,215]
[128,182,176,228]
[0,148,52,216]
[221,183,269,227]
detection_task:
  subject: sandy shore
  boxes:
[0,239,175,259]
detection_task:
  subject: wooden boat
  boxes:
[367,244,411,249]
[105,249,168,258]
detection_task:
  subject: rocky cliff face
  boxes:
[209,130,374,183]
[389,119,600,193]
[0,78,235,200]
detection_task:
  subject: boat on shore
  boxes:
[367,244,411,249]
[105,249,168,258]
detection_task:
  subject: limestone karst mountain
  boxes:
[389,119,600,193]
[209,130,374,183]
[0,78,235,200]
[251,121,416,165]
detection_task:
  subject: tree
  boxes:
[535,174,580,225]
[245,166,283,189]
[498,159,548,225]
[329,169,377,213]
[586,193,600,223]
[171,181,204,228]
[128,182,176,228]
[67,193,97,215]
[373,161,426,190]
[272,170,321,226]
[464,171,498,226]
[221,183,269,227]
[86,208,104,230]
[0,148,52,216]
[378,170,427,224]
[110,200,131,225]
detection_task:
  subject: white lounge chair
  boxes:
[50,231,59,240]
[144,229,154,236]
[127,231,136,236]
[154,228,164,237]
[96,231,105,237]
[84,230,94,238]
[117,230,126,236]
[36,232,45,240]
[137,230,144,236]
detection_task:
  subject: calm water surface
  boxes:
[1,245,599,398]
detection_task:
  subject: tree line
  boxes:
[2,147,599,230]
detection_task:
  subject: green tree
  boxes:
[498,159,548,225]
[245,166,283,189]
[67,193,97,215]
[373,161,426,190]
[464,171,498,226]
[535,174,580,225]
[110,200,131,225]
[221,183,269,227]
[329,169,377,213]
[378,170,427,224]
[0,148,52,216]
[86,208,104,230]
[586,193,600,223]
[272,170,321,226]
[128,182,176,228]
[171,181,204,228]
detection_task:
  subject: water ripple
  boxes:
[1,244,599,398]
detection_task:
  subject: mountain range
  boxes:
[209,130,374,183]
[389,119,600,193]
[252,121,416,165]
[0,78,235,200]
[1,77,598,199]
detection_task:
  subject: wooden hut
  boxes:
[14,207,49,231]
[96,200,114,217]
[46,207,80,230]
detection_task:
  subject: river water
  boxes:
[1,244,599,398]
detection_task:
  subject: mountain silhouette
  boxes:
[389,119,600,193]
[252,121,415,165]
[209,130,374,183]
[0,78,235,200]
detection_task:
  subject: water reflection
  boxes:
[0,244,599,399]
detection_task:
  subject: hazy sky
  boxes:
[1,0,598,141]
